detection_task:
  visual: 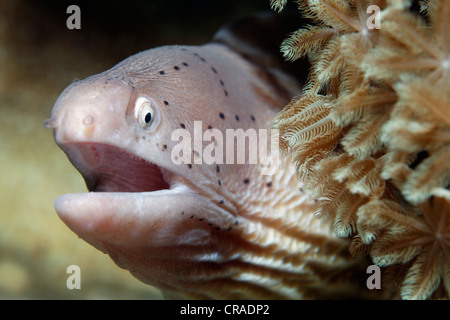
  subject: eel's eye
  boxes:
[135,97,155,129]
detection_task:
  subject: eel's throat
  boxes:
[60,142,171,193]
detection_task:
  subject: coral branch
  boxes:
[271,0,450,299]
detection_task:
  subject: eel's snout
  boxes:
[48,77,134,146]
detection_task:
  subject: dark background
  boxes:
[4,0,275,86]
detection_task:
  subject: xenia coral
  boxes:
[270,0,449,299]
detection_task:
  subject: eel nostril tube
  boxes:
[44,118,54,129]
[82,115,95,138]
[83,115,95,126]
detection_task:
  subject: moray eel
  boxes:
[47,15,367,299]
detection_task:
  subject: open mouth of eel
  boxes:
[63,143,172,193]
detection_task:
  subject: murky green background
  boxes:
[0,0,269,299]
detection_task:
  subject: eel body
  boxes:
[48,19,366,299]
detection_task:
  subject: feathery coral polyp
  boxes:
[271,0,450,299]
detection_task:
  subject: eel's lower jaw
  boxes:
[54,186,196,254]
